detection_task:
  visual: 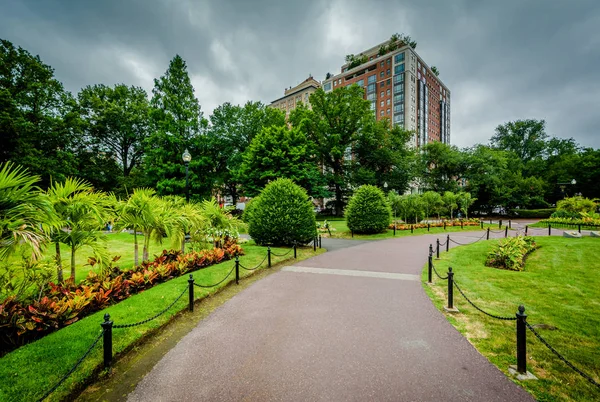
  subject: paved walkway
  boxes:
[128,230,540,401]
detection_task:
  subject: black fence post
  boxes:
[480,221,483,229]
[188,274,194,312]
[499,219,502,229]
[393,223,396,236]
[319,235,322,249]
[267,247,271,268]
[505,226,508,238]
[446,234,450,252]
[516,305,527,374]
[578,223,581,233]
[525,225,528,235]
[444,221,447,230]
[509,219,512,229]
[428,223,430,232]
[461,220,464,229]
[101,313,113,369]
[436,238,440,259]
[235,256,240,284]
[411,225,414,234]
[313,237,317,251]
[428,254,433,284]
[293,243,297,259]
[548,224,552,236]
[487,227,490,240]
[447,267,454,310]
[429,243,433,258]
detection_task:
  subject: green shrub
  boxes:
[550,210,580,219]
[485,236,538,271]
[556,196,598,214]
[346,185,391,234]
[247,178,316,246]
[511,208,555,218]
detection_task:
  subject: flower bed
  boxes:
[0,241,243,355]
[539,216,600,228]
[485,236,538,271]
[388,219,480,230]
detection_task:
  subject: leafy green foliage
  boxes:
[485,236,538,271]
[345,185,391,234]
[510,208,555,218]
[247,178,316,246]
[556,196,597,214]
[290,86,373,215]
[0,242,243,354]
[237,125,327,198]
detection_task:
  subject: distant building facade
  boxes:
[321,40,451,148]
[270,76,321,118]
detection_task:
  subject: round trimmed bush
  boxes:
[346,185,391,234]
[247,178,316,246]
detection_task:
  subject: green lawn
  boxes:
[0,242,323,402]
[423,237,600,401]
[317,219,494,240]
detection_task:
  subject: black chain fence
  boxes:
[453,281,517,321]
[193,264,236,288]
[113,287,188,329]
[431,262,448,280]
[239,254,268,271]
[36,329,105,402]
[270,248,294,258]
[525,322,600,389]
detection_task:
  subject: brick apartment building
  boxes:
[322,40,451,148]
[270,75,321,118]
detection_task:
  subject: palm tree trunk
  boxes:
[143,233,150,261]
[55,242,63,283]
[181,237,185,254]
[134,228,139,266]
[70,247,76,283]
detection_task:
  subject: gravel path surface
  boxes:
[128,230,539,401]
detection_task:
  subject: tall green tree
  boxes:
[208,101,285,204]
[78,84,150,192]
[416,141,465,193]
[351,119,414,192]
[490,119,548,163]
[145,55,212,199]
[0,39,80,186]
[290,86,372,215]
[237,125,326,198]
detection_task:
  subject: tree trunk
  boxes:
[181,237,185,254]
[70,247,76,283]
[143,234,150,262]
[55,242,63,283]
[134,229,139,266]
[335,183,343,216]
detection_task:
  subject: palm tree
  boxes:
[162,196,206,253]
[46,178,111,282]
[0,162,56,261]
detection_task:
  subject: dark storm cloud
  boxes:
[1,0,599,148]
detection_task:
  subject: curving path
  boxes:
[128,229,544,401]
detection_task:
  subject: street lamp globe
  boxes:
[383,182,388,189]
[182,149,192,164]
[571,179,576,185]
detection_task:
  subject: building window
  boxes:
[356,79,364,87]
[394,53,405,64]
[387,108,390,114]
[381,61,384,68]
[324,82,332,91]
[394,64,405,74]
[394,104,404,113]
[387,89,391,96]
[367,83,376,93]
[394,94,404,103]
[380,101,384,107]
[380,91,384,98]
[387,69,391,76]
[338,79,342,84]
[367,92,376,101]
[380,110,384,116]
[380,71,384,78]
[370,101,376,111]
[387,79,391,85]
[387,99,391,105]
[333,81,337,87]
[387,58,391,65]
[368,75,376,84]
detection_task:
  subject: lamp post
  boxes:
[182,149,192,203]
[383,181,388,193]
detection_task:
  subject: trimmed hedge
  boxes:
[510,208,555,218]
[247,178,316,246]
[346,185,391,234]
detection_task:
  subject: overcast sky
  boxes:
[2,0,599,148]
